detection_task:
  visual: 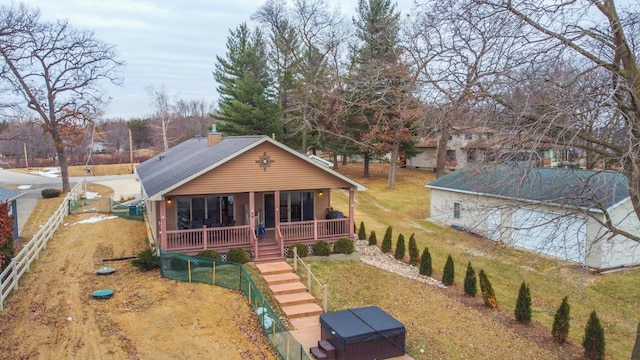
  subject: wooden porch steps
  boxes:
[255,241,284,263]
[257,261,323,320]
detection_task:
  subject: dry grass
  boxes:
[328,163,639,359]
[10,163,136,177]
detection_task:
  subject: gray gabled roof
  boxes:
[0,186,24,202]
[426,165,629,211]
[136,135,366,200]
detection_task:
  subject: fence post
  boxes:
[212,262,216,285]
[187,260,192,283]
[323,284,328,313]
[11,258,18,291]
[307,264,312,293]
[293,247,297,272]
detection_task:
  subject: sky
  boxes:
[21,0,416,120]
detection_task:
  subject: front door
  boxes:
[264,193,275,228]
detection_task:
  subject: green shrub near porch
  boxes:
[334,238,355,254]
[312,241,331,256]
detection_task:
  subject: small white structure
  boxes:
[426,165,640,269]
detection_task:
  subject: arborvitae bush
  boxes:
[334,238,354,254]
[381,226,393,253]
[408,234,419,266]
[288,243,308,258]
[227,248,249,263]
[394,234,406,260]
[442,255,455,286]
[131,248,160,271]
[515,281,532,324]
[368,230,377,246]
[358,221,367,240]
[419,247,433,276]
[197,249,221,260]
[479,270,498,309]
[312,241,331,256]
[463,261,477,297]
[583,310,605,360]
[41,188,61,198]
[552,296,571,344]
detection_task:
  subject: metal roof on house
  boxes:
[426,165,629,211]
[0,186,24,202]
[136,135,366,200]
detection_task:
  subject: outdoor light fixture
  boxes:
[318,191,323,196]
[166,198,172,205]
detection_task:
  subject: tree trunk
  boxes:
[436,125,450,178]
[387,145,399,189]
[51,130,71,193]
[632,321,640,360]
[333,153,338,170]
[363,152,370,178]
[342,154,347,166]
[301,130,307,154]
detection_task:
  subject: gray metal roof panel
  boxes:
[0,186,24,202]
[426,165,629,210]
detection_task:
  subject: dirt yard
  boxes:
[0,214,277,360]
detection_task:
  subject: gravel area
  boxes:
[355,240,446,289]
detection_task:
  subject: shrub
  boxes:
[288,243,308,258]
[312,241,331,256]
[515,281,532,324]
[168,254,188,271]
[227,248,249,264]
[463,261,477,297]
[368,230,377,246]
[358,221,366,240]
[479,270,498,309]
[334,238,354,254]
[394,234,406,260]
[408,234,419,266]
[442,255,455,286]
[552,296,571,344]
[131,248,160,271]
[0,202,15,273]
[197,249,221,260]
[583,310,605,360]
[419,247,432,276]
[41,188,61,198]
[381,226,393,253]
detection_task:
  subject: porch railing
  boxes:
[280,218,349,242]
[292,247,327,313]
[166,225,252,253]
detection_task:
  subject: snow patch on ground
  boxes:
[72,215,117,225]
[31,167,61,177]
[85,191,100,199]
[17,185,32,189]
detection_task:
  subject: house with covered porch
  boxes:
[136,130,366,262]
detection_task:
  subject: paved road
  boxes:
[0,169,140,237]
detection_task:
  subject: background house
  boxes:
[426,165,640,269]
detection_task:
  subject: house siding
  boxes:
[596,201,640,268]
[167,142,352,195]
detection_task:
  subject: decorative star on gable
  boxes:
[256,151,274,171]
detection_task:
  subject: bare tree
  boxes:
[0,3,122,192]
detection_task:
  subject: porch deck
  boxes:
[164,218,351,261]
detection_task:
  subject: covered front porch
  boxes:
[156,189,355,262]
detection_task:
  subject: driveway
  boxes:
[0,169,141,237]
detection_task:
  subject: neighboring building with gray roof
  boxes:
[426,165,640,269]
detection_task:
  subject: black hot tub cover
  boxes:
[319,306,405,344]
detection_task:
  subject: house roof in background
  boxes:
[426,165,629,211]
[0,187,24,203]
[136,135,366,200]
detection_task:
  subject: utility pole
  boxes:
[129,128,134,174]
[23,143,28,168]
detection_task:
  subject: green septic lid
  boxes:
[96,265,115,275]
[92,289,114,299]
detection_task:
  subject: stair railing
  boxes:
[292,247,327,313]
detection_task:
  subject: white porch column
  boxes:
[160,199,167,251]
[349,189,355,239]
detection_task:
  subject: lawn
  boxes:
[10,163,137,177]
[325,163,639,359]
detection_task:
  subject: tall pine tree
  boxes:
[552,296,571,344]
[515,281,532,324]
[583,310,605,360]
[463,261,477,297]
[214,23,281,137]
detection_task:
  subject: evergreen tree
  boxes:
[394,233,405,260]
[358,221,367,240]
[442,254,454,286]
[479,270,498,309]
[515,281,532,324]
[552,296,571,344]
[419,247,432,276]
[463,261,477,297]
[381,226,393,253]
[583,311,605,360]
[408,233,419,266]
[214,23,281,137]
[368,230,377,246]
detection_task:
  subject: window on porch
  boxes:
[279,191,314,223]
[176,195,235,229]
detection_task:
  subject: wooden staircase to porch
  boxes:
[256,262,323,319]
[255,238,284,263]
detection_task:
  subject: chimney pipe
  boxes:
[208,125,222,146]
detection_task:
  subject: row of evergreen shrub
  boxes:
[288,238,355,258]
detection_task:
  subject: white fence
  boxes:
[0,181,83,311]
